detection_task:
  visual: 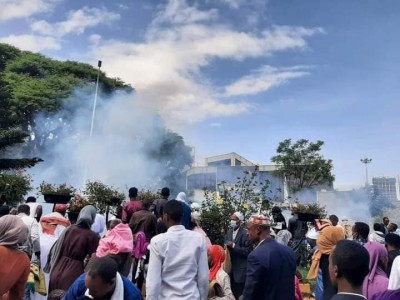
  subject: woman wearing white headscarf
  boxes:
[0,215,30,299]
[46,205,99,293]
[175,192,192,229]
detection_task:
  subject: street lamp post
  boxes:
[83,60,102,184]
[360,158,372,187]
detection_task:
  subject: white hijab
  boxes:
[176,192,187,203]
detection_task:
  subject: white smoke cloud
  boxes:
[30,89,176,193]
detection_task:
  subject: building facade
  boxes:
[372,177,400,202]
[185,153,284,202]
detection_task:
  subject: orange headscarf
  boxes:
[209,245,225,281]
[307,221,345,279]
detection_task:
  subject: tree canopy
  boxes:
[0,73,42,171]
[271,139,334,193]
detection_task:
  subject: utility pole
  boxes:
[360,158,372,187]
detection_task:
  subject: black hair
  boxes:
[383,217,389,221]
[386,233,400,249]
[329,215,339,223]
[161,187,170,198]
[18,204,30,215]
[271,206,282,213]
[389,223,398,231]
[88,256,118,283]
[128,187,138,198]
[373,223,381,231]
[331,240,370,287]
[26,196,36,203]
[0,205,10,217]
[164,200,183,223]
[353,222,370,239]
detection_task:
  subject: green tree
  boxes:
[0,43,132,156]
[271,139,334,193]
[201,168,274,245]
[0,74,42,171]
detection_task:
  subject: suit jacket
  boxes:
[225,227,252,283]
[243,239,296,300]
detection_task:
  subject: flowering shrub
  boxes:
[296,203,327,219]
[68,194,90,212]
[39,182,75,195]
[84,181,125,214]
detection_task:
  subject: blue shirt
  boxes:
[63,273,141,300]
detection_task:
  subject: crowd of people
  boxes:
[1,187,400,300]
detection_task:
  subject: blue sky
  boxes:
[1,0,399,189]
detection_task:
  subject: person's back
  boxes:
[122,187,144,223]
[289,214,304,241]
[0,215,31,300]
[146,200,208,300]
[26,196,42,222]
[17,204,40,260]
[129,204,157,240]
[243,215,296,300]
[244,239,296,299]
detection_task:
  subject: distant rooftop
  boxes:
[201,152,277,171]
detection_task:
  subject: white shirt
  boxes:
[388,255,400,290]
[232,227,240,241]
[146,225,209,300]
[26,202,39,218]
[18,213,41,254]
[91,214,106,236]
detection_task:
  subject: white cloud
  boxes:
[224,65,310,97]
[153,0,218,25]
[0,0,59,21]
[217,0,246,9]
[31,7,120,37]
[210,122,222,127]
[0,34,60,51]
[90,0,322,127]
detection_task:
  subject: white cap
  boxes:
[233,212,244,222]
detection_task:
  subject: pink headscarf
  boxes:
[40,212,70,236]
[96,223,133,257]
[363,241,389,298]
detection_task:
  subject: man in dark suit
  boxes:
[243,214,296,300]
[380,217,390,234]
[225,212,252,299]
[329,240,370,300]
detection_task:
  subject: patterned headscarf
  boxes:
[209,245,226,281]
[248,214,270,225]
[0,215,29,247]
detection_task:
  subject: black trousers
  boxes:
[230,277,245,300]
